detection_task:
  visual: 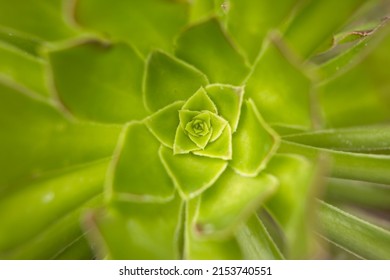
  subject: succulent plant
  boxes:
[0,0,390,260]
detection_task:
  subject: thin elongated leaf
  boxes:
[0,27,41,56]
[325,178,390,210]
[196,168,278,237]
[0,82,121,191]
[280,140,390,185]
[0,0,79,41]
[175,18,250,85]
[317,201,390,259]
[231,100,279,176]
[144,51,209,112]
[87,197,183,260]
[245,35,312,129]
[265,154,319,259]
[283,126,390,154]
[109,122,174,202]
[54,235,94,260]
[0,160,108,253]
[236,214,284,260]
[184,197,243,260]
[226,0,298,62]
[284,0,366,58]
[0,42,48,97]
[49,41,148,123]
[75,0,189,55]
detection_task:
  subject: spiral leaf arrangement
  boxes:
[0,0,390,260]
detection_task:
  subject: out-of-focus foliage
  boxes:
[0,0,389,260]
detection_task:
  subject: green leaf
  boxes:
[193,124,232,160]
[144,51,209,112]
[173,126,200,154]
[75,0,189,55]
[280,140,390,185]
[175,18,250,85]
[0,26,41,56]
[88,196,183,260]
[209,113,228,142]
[325,178,390,210]
[226,0,298,62]
[231,100,280,176]
[206,84,244,132]
[184,197,243,260]
[189,0,217,23]
[49,41,148,124]
[245,35,312,129]
[0,82,121,191]
[145,101,185,149]
[0,0,78,41]
[236,214,284,260]
[283,126,390,154]
[195,168,278,237]
[317,201,390,259]
[0,160,107,253]
[109,122,175,202]
[265,154,319,259]
[182,87,217,113]
[0,41,49,97]
[284,0,366,58]
[159,146,227,200]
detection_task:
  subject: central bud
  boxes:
[185,117,210,137]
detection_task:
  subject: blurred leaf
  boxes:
[49,41,148,123]
[0,160,107,253]
[231,100,280,176]
[280,140,390,185]
[196,168,278,237]
[0,27,40,56]
[88,196,183,260]
[0,82,121,191]
[0,0,78,41]
[0,41,49,97]
[189,0,216,23]
[75,0,189,55]
[159,146,227,199]
[175,18,250,85]
[144,51,209,112]
[265,154,319,259]
[109,122,175,202]
[184,197,243,260]
[226,0,298,62]
[317,201,390,259]
[245,35,312,129]
[54,235,94,260]
[284,0,366,58]
[283,126,390,154]
[236,214,284,260]
[325,178,390,210]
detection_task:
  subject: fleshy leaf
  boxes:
[0,42,49,97]
[159,146,227,199]
[236,214,284,260]
[226,0,298,62]
[87,197,183,259]
[193,124,232,160]
[75,0,189,55]
[231,99,280,176]
[317,201,390,260]
[182,87,217,113]
[0,82,121,191]
[0,0,78,41]
[209,113,228,142]
[245,35,312,128]
[195,168,278,236]
[109,122,174,202]
[284,0,366,58]
[49,41,148,123]
[144,51,209,112]
[175,18,250,85]
[0,160,107,253]
[0,26,41,56]
[206,84,244,132]
[265,154,319,259]
[173,126,200,154]
[145,101,184,148]
[184,197,243,260]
